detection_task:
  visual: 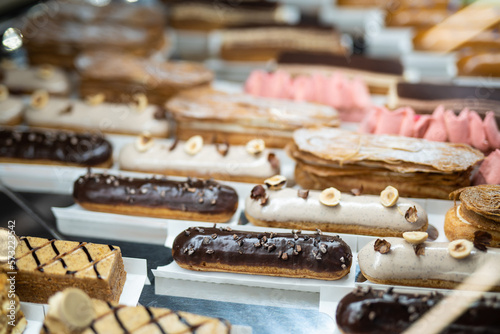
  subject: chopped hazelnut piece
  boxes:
[374,239,391,254]
[405,206,418,223]
[297,189,309,199]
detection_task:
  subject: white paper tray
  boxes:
[21,257,148,333]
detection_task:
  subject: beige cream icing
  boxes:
[0,97,23,124]
[119,140,278,178]
[358,237,500,282]
[24,97,168,136]
[4,67,69,94]
[245,188,427,230]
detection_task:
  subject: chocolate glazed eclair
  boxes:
[172,227,353,280]
[73,173,239,223]
[336,287,500,334]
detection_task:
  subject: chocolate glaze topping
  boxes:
[397,82,500,101]
[0,128,112,166]
[336,287,500,334]
[73,173,239,215]
[278,52,404,75]
[173,227,352,274]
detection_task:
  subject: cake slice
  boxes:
[0,236,126,304]
[40,288,231,334]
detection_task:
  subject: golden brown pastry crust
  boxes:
[444,208,500,248]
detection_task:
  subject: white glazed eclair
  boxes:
[245,186,428,236]
[358,237,500,291]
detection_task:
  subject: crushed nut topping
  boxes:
[350,186,363,196]
[267,244,276,252]
[414,243,425,256]
[374,239,391,254]
[206,249,214,254]
[188,248,195,255]
[184,230,191,236]
[254,243,261,248]
[297,189,309,199]
[281,253,288,260]
[233,234,238,240]
[216,142,230,156]
[368,311,376,321]
[405,206,418,223]
[203,237,210,244]
[296,245,302,253]
[211,233,217,239]
[474,231,492,252]
[198,198,204,204]
[319,244,327,254]
[260,195,269,206]
[211,199,216,205]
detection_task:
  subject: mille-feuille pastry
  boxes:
[336,0,449,7]
[0,127,113,168]
[445,185,500,247]
[336,286,500,334]
[276,51,404,95]
[391,82,500,125]
[0,85,23,126]
[244,69,371,123]
[217,24,347,62]
[77,51,213,105]
[24,91,169,137]
[73,172,239,223]
[166,87,340,148]
[288,127,484,199]
[0,63,70,96]
[457,47,500,77]
[172,226,353,280]
[360,105,500,153]
[0,273,27,334]
[118,134,280,183]
[245,179,428,236]
[167,0,296,31]
[0,230,126,304]
[41,288,230,334]
[22,8,166,68]
[358,237,500,291]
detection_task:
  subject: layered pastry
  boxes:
[0,85,23,126]
[166,87,340,147]
[245,69,371,122]
[0,128,113,168]
[73,172,239,223]
[41,288,230,334]
[172,226,353,280]
[22,3,166,68]
[118,134,280,183]
[336,287,500,334]
[245,180,428,237]
[77,51,213,105]
[288,127,484,199]
[336,0,450,7]
[445,185,500,247]
[358,237,500,291]
[217,25,346,62]
[167,1,296,31]
[0,64,70,96]
[24,92,169,137]
[0,273,27,334]
[391,82,500,126]
[457,47,500,77]
[360,105,500,153]
[0,233,126,304]
[473,149,500,185]
[276,51,404,95]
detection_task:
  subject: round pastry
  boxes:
[358,237,500,291]
[245,184,428,237]
[73,172,239,223]
[445,185,500,247]
[172,226,353,280]
[336,287,500,334]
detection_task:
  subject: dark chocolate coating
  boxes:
[336,287,500,334]
[0,128,112,166]
[173,227,352,275]
[73,173,239,215]
[278,52,404,75]
[397,82,500,101]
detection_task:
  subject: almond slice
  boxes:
[246,139,265,155]
[448,239,473,259]
[402,231,428,245]
[380,186,399,207]
[184,135,203,155]
[319,187,341,207]
[135,132,154,152]
[30,89,49,109]
[264,175,287,190]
